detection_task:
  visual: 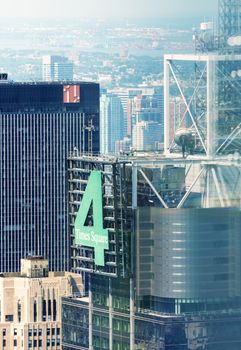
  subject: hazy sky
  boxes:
[0,0,218,19]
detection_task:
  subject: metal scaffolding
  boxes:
[68,155,132,278]
[219,0,241,53]
[164,53,241,158]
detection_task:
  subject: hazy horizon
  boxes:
[0,0,217,19]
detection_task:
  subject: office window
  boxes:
[34,301,37,322]
[17,300,21,322]
[48,300,52,320]
[53,299,57,321]
[14,339,17,347]
[42,300,46,321]
[5,314,13,322]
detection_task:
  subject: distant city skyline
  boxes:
[1,0,217,19]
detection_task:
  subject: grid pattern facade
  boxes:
[0,82,99,272]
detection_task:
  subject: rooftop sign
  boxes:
[74,170,109,266]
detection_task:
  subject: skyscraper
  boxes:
[132,120,163,151]
[131,88,164,151]
[100,93,125,154]
[63,153,241,350]
[0,81,99,272]
[109,87,164,140]
[42,56,74,82]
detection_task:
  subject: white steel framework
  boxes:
[164,54,241,158]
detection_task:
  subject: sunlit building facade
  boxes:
[0,256,82,350]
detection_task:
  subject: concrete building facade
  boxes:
[0,257,82,350]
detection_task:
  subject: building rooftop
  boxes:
[24,255,45,261]
[0,80,98,86]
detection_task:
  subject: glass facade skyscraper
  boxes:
[0,82,99,272]
[100,93,125,154]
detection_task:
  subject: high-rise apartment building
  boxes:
[129,89,164,152]
[0,81,99,272]
[104,87,164,152]
[132,91,163,123]
[42,56,74,82]
[0,256,82,350]
[100,93,125,154]
[109,88,144,137]
[132,120,163,151]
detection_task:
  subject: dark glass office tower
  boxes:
[0,82,99,272]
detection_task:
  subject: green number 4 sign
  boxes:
[74,170,109,266]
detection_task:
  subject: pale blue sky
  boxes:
[0,0,218,18]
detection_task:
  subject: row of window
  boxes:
[28,327,60,337]
[93,316,130,334]
[29,339,61,347]
[3,339,19,348]
[2,327,60,338]
[92,336,130,350]
[3,339,61,348]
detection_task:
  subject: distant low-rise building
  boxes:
[0,257,82,350]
